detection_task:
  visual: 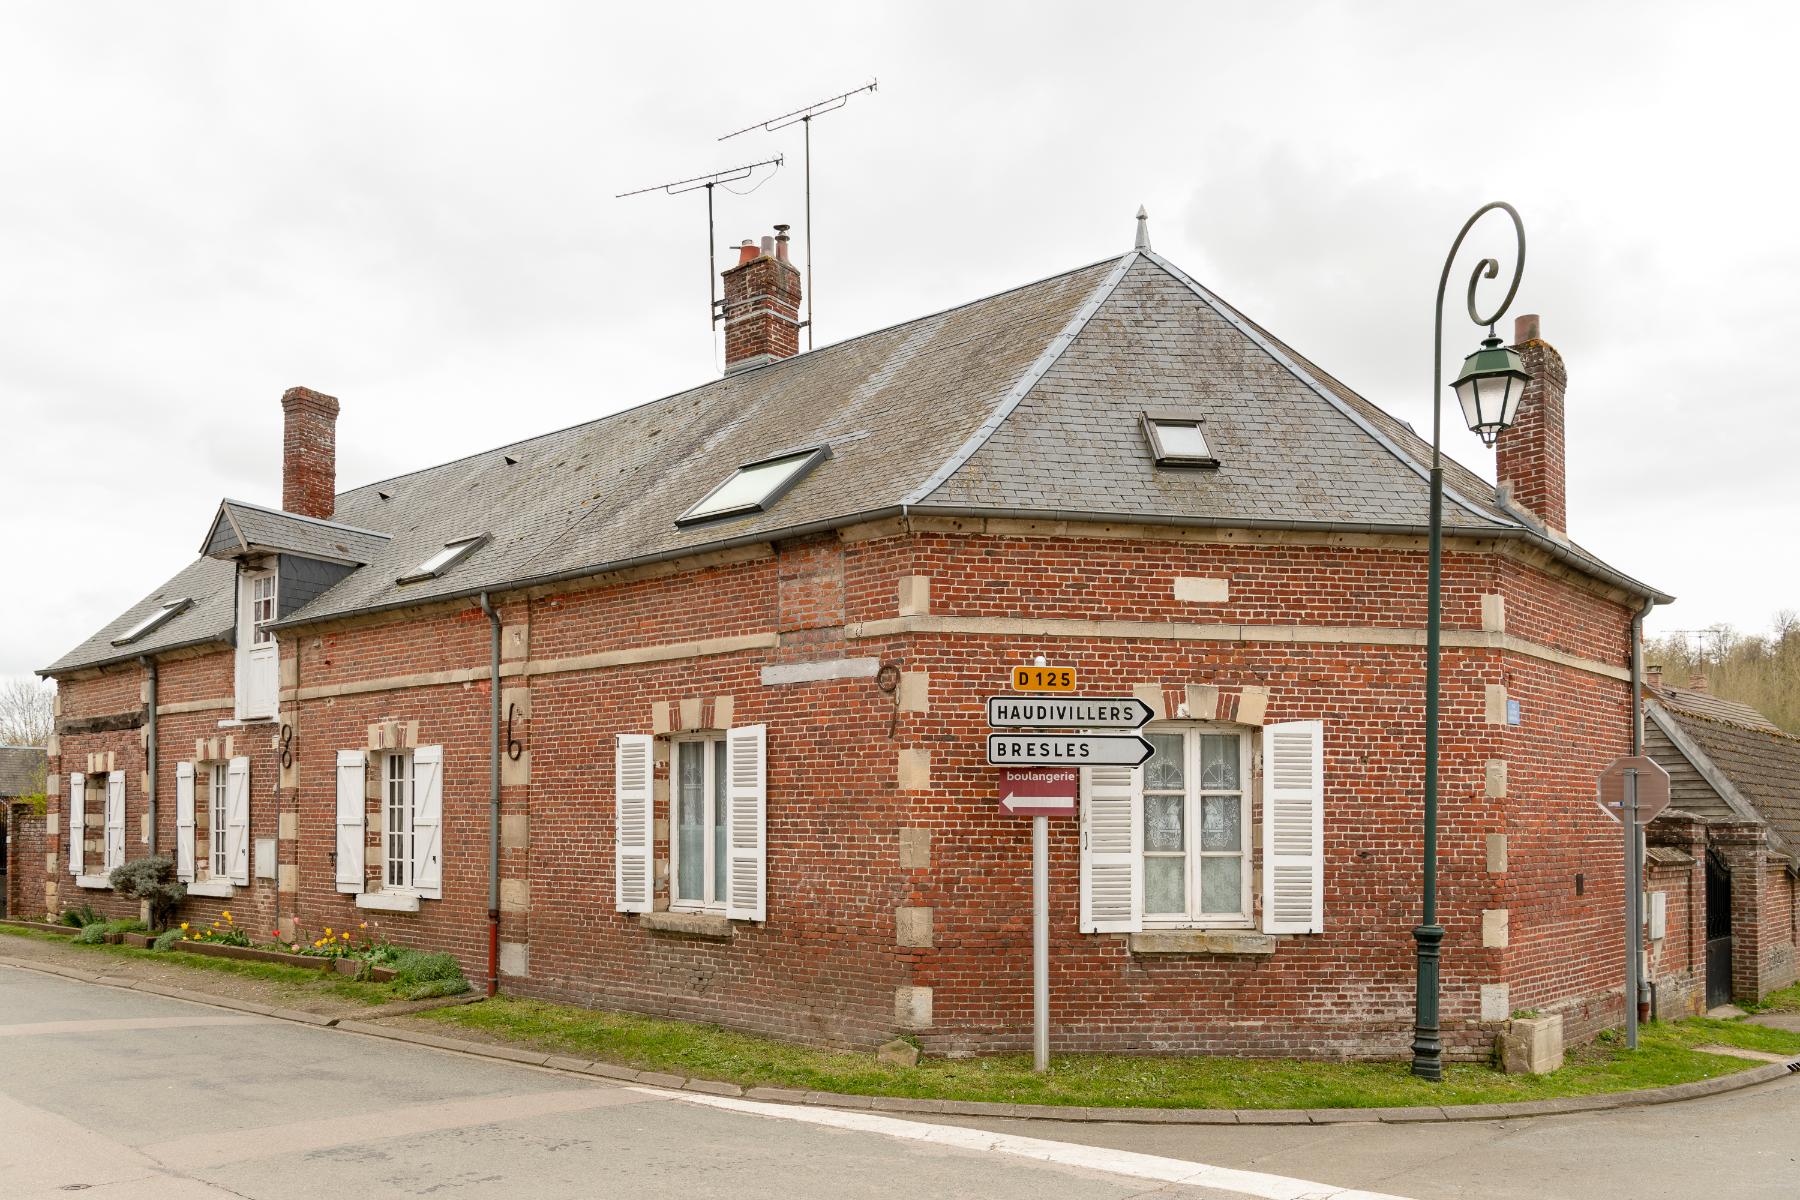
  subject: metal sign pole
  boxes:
[1033,814,1049,1073]
[1624,768,1639,1049]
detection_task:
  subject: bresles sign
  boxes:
[986,733,1154,767]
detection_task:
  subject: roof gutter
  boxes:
[255,502,1667,642]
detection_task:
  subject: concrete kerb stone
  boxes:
[3,953,1796,1127]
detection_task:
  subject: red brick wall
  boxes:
[39,522,1645,1060]
[7,802,47,919]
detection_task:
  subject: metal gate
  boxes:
[1705,850,1733,1009]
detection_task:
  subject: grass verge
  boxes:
[1743,980,1800,1014]
[0,924,397,1005]
[422,997,1800,1110]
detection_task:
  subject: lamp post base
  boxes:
[1411,923,1445,1080]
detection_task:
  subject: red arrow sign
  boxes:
[998,767,1079,817]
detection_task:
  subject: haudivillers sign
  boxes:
[986,696,1155,729]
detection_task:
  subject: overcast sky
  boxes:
[4,1,1795,682]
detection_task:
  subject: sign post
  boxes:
[990,672,1155,1073]
[1598,754,1671,1050]
[1032,814,1048,1072]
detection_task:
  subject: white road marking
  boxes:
[637,1087,1418,1200]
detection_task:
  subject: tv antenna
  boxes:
[616,156,784,331]
[720,79,878,349]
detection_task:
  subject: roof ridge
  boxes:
[219,498,392,540]
[1137,250,1514,531]
[904,251,1140,504]
[336,255,1130,503]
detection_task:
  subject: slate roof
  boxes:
[203,499,391,565]
[43,242,1667,676]
[1647,689,1800,860]
[0,745,47,798]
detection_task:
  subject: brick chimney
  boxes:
[1688,668,1708,694]
[720,225,802,373]
[1495,314,1567,536]
[1645,664,1663,692]
[281,386,340,520]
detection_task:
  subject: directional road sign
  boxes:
[986,733,1154,767]
[1597,754,1671,825]
[986,696,1155,730]
[998,767,1079,817]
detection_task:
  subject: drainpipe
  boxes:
[1631,597,1656,755]
[478,593,501,996]
[1631,596,1656,1024]
[141,656,158,857]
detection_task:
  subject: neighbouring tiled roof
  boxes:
[44,244,1666,676]
[0,745,47,797]
[1648,693,1800,856]
[1651,683,1784,734]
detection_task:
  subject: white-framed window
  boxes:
[1141,725,1252,927]
[1081,718,1325,937]
[209,762,229,879]
[384,751,414,890]
[615,727,766,921]
[671,735,729,913]
[250,573,276,644]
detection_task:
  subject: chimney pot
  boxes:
[720,224,803,374]
[1688,669,1708,694]
[1514,313,1541,343]
[280,386,340,520]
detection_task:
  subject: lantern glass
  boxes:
[1450,337,1531,446]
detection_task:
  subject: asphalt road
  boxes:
[0,964,1397,1200]
[3,962,1795,1200]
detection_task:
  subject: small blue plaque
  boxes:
[1506,698,1522,726]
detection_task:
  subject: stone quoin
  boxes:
[20,213,1687,1060]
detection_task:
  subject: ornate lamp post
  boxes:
[1413,203,1529,1081]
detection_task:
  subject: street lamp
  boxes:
[1413,202,1528,1082]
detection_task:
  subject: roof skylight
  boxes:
[1143,415,1218,468]
[396,534,490,585]
[111,598,192,646]
[676,446,830,527]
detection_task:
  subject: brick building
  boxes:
[1640,675,1799,1015]
[19,215,1672,1058]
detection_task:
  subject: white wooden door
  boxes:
[237,568,278,719]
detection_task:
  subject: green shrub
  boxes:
[72,918,146,945]
[152,928,187,952]
[392,949,469,999]
[59,905,101,928]
[107,857,187,930]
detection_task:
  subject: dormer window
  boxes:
[676,446,830,527]
[111,598,192,646]
[397,535,489,585]
[1143,414,1218,468]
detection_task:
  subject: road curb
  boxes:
[4,951,1796,1126]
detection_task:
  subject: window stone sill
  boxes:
[74,875,114,891]
[1128,929,1276,956]
[640,911,734,941]
[355,891,422,913]
[185,879,236,898]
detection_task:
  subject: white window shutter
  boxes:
[1261,719,1325,934]
[614,734,654,913]
[335,749,366,894]
[68,771,85,876]
[225,757,251,885]
[411,745,443,899]
[106,773,127,873]
[724,724,767,922]
[1079,764,1142,933]
[174,762,196,883]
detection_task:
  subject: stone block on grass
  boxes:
[1498,1014,1564,1075]
[877,1038,920,1068]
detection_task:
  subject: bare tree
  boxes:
[0,676,55,746]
